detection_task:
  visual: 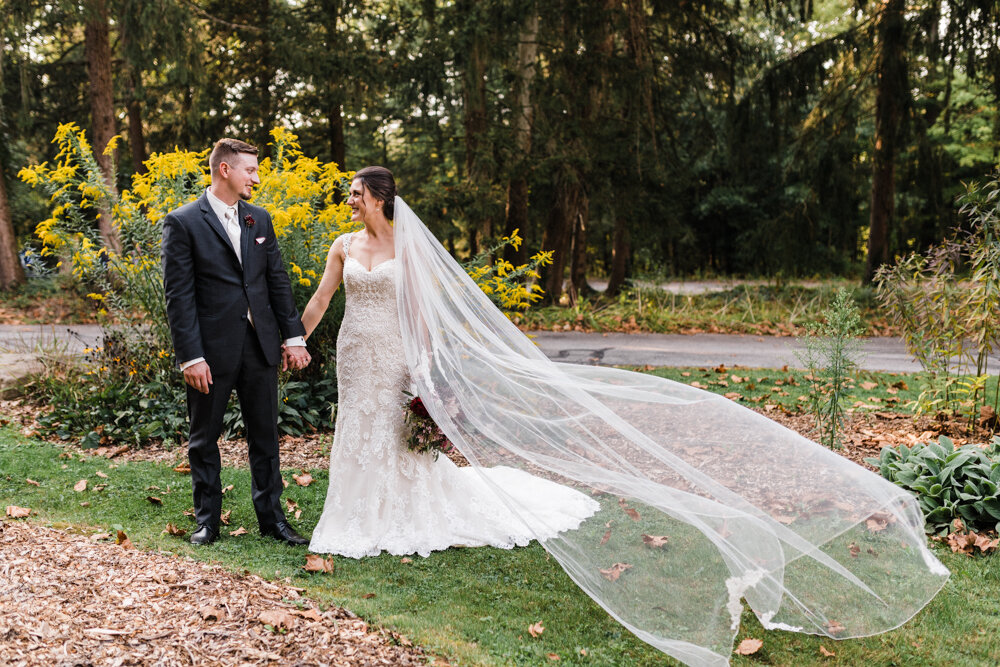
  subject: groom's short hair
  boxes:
[209,138,259,174]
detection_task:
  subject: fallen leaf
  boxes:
[25,479,40,487]
[618,497,640,521]
[95,471,108,479]
[690,381,708,389]
[825,620,846,635]
[258,609,297,631]
[641,534,669,549]
[89,532,111,542]
[5,505,31,518]
[147,496,162,505]
[362,592,376,599]
[848,542,861,558]
[293,608,324,622]
[400,557,413,564]
[528,621,545,638]
[116,530,133,549]
[286,499,298,511]
[221,484,234,495]
[173,462,191,474]
[724,392,742,400]
[294,509,302,520]
[282,478,289,488]
[220,509,232,525]
[163,523,187,537]
[74,479,88,492]
[820,645,836,657]
[860,381,878,391]
[891,380,908,390]
[200,606,223,621]
[681,371,691,377]
[599,562,633,582]
[304,554,335,573]
[547,654,560,661]
[292,472,314,487]
[79,501,90,507]
[229,526,248,537]
[735,638,763,655]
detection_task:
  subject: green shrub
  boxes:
[867,436,1000,535]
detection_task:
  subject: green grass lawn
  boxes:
[2,426,999,666]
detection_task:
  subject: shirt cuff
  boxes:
[283,336,306,348]
[179,357,205,371]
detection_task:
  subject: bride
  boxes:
[302,166,948,667]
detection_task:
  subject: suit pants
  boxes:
[186,328,286,531]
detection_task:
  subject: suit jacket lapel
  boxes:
[198,194,242,270]
[237,201,251,276]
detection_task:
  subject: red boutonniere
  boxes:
[244,214,255,227]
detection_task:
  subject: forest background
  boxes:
[0,0,998,296]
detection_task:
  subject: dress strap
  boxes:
[342,232,354,259]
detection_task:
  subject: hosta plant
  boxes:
[867,436,1000,535]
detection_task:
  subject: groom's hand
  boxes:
[282,345,311,371]
[183,361,213,394]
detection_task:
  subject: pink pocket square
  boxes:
[255,237,266,245]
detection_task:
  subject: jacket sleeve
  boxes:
[260,210,307,340]
[161,212,205,365]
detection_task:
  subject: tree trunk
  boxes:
[569,193,590,297]
[0,163,25,289]
[460,0,491,250]
[863,0,907,284]
[256,0,274,155]
[320,0,346,169]
[84,0,121,252]
[541,182,577,302]
[605,214,630,295]
[503,11,539,267]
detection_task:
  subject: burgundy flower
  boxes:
[409,396,430,418]
[244,214,255,227]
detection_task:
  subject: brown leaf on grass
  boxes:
[723,392,742,400]
[229,527,248,537]
[547,654,560,661]
[173,462,191,474]
[292,472,314,487]
[599,562,633,582]
[221,484,234,495]
[859,381,878,391]
[825,620,846,635]
[116,530,133,549]
[680,371,691,377]
[714,364,727,374]
[25,479,40,487]
[848,542,860,558]
[182,508,196,517]
[200,606,224,621]
[865,511,896,533]
[891,380,909,391]
[400,557,413,564]
[5,505,31,518]
[282,477,289,488]
[304,554,335,573]
[220,509,232,525]
[258,609,297,631]
[600,525,612,546]
[819,645,836,657]
[689,381,708,390]
[285,499,298,511]
[362,593,376,599]
[163,523,187,537]
[618,497,640,521]
[734,638,762,655]
[641,534,669,549]
[147,496,162,505]
[528,621,545,638]
[73,479,88,492]
[294,509,302,520]
[95,471,108,479]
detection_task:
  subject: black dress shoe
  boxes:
[261,521,308,546]
[190,524,219,546]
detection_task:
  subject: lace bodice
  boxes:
[309,232,597,558]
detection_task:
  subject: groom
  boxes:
[162,138,311,546]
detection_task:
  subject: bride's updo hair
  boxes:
[353,166,397,220]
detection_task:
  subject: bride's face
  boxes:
[347,178,380,224]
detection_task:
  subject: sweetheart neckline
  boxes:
[346,255,395,273]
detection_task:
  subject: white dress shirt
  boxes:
[179,189,305,370]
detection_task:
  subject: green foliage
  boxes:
[867,436,1000,535]
[876,174,1000,426]
[795,289,866,448]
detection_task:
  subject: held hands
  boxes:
[282,345,311,372]
[183,361,213,394]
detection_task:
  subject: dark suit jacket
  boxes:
[161,194,305,375]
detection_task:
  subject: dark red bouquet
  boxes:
[403,392,454,460]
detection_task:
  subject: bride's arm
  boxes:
[301,236,346,340]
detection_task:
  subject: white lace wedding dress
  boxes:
[308,232,599,558]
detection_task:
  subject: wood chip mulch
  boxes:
[0,520,438,666]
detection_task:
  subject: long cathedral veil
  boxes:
[392,196,948,666]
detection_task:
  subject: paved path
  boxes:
[1,325,991,388]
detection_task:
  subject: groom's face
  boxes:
[221,153,261,201]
